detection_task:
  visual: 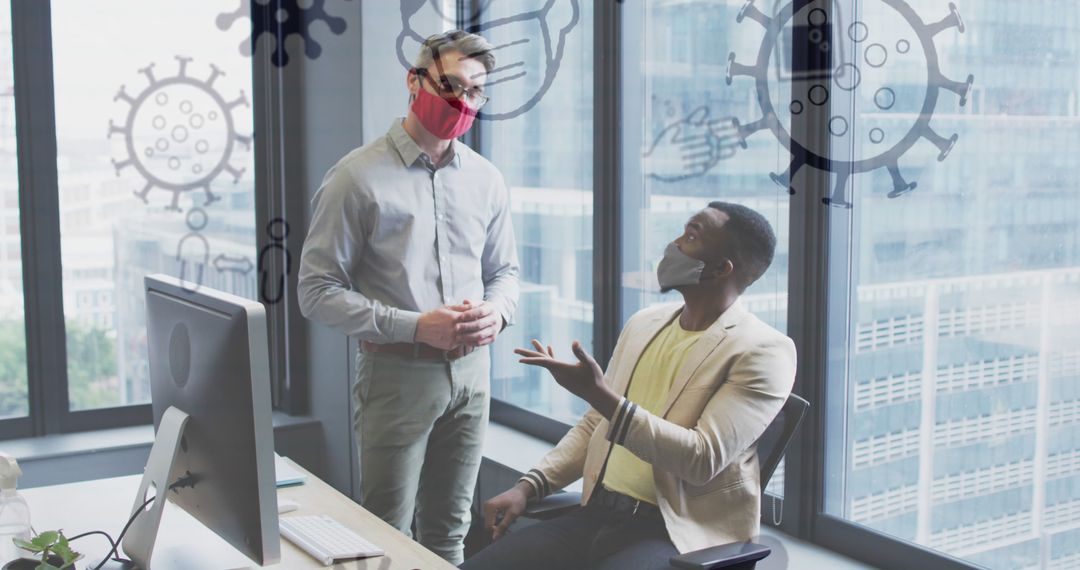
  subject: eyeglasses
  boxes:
[415,68,490,110]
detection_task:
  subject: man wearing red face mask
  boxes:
[297,30,519,565]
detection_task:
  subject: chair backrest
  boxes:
[754,394,809,490]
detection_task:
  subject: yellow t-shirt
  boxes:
[602,316,704,504]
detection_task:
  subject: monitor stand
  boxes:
[91,406,189,570]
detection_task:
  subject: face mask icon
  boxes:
[396,0,580,121]
[424,0,495,23]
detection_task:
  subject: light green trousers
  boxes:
[352,346,490,565]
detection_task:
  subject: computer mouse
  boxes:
[278,499,300,514]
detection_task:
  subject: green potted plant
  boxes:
[4,530,82,570]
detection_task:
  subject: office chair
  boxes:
[522,394,810,570]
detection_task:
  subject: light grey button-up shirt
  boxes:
[297,119,520,344]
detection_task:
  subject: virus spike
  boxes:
[239,36,253,58]
[226,90,251,111]
[133,182,153,203]
[736,0,771,28]
[729,118,751,149]
[736,117,770,143]
[770,157,805,195]
[175,56,193,77]
[107,120,126,139]
[111,157,134,175]
[937,74,974,106]
[926,2,965,37]
[234,133,253,150]
[921,127,959,161]
[272,48,290,69]
[324,14,347,35]
[215,2,246,31]
[726,53,759,85]
[223,164,246,183]
[305,39,324,60]
[823,170,853,209]
[200,185,221,206]
[138,63,157,85]
[113,86,135,105]
[165,189,184,212]
[886,163,917,198]
[206,64,225,88]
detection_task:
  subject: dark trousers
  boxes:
[459,505,680,570]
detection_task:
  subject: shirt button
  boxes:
[437,214,444,221]
[441,256,447,262]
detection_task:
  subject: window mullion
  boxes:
[594,0,621,367]
[11,0,69,436]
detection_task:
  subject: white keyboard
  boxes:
[279,514,384,566]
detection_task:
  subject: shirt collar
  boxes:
[388,118,463,170]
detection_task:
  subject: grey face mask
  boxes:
[656,242,705,293]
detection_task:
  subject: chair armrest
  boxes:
[523,491,582,520]
[669,541,771,570]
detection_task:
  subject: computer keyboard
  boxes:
[279,514,384,566]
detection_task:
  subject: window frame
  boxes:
[471,1,985,569]
[1,0,299,437]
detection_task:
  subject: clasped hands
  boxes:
[414,299,502,351]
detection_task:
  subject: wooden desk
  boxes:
[20,459,455,570]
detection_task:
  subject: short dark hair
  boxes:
[706,201,777,292]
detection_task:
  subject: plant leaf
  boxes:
[13,537,39,551]
[53,534,78,562]
[32,531,58,547]
[53,543,74,562]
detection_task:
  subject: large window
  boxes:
[51,1,257,412]
[430,2,1076,567]
[475,0,595,426]
[0,2,27,421]
[0,0,267,436]
[820,1,1080,569]
[619,0,792,502]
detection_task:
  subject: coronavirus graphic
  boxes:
[217,0,353,68]
[109,56,251,212]
[727,0,974,207]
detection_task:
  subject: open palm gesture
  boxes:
[514,339,605,400]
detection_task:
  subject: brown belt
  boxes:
[360,340,475,361]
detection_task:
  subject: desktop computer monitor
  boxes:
[136,274,280,567]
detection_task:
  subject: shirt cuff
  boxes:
[486,295,515,330]
[605,397,639,447]
[388,309,422,344]
[518,469,551,500]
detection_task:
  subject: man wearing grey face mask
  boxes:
[463,202,795,570]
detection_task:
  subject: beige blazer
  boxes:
[518,300,796,553]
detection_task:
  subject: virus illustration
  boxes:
[726,0,974,207]
[217,0,353,68]
[109,56,251,212]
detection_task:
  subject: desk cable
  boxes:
[60,472,198,570]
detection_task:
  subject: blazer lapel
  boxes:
[660,300,749,417]
[608,305,681,396]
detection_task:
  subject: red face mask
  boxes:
[410,83,477,140]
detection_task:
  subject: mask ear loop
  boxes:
[772,495,783,526]
[408,68,421,105]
